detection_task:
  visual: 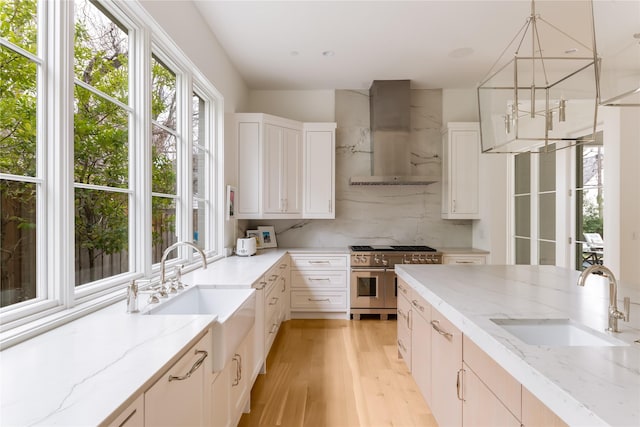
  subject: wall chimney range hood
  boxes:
[349,80,439,186]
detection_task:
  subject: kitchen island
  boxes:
[395,264,640,427]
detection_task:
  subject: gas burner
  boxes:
[390,245,437,252]
[350,245,375,251]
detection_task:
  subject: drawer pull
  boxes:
[268,274,278,281]
[308,260,330,265]
[455,261,475,264]
[269,323,278,334]
[279,264,287,269]
[254,281,267,290]
[431,320,453,339]
[456,368,465,401]
[168,350,208,382]
[309,277,331,281]
[308,297,331,302]
[269,297,279,305]
[411,300,425,312]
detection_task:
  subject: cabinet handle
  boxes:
[329,199,332,212]
[168,350,208,382]
[308,297,330,302]
[407,308,412,330]
[281,278,286,292]
[308,260,330,265]
[398,285,408,295]
[255,281,267,290]
[431,320,453,339]
[269,297,279,305]
[397,339,407,352]
[279,264,288,269]
[453,199,457,213]
[456,368,465,401]
[268,274,278,281]
[309,277,331,281]
[411,300,425,313]
[455,261,475,264]
[270,323,278,334]
[232,354,241,386]
[397,307,405,319]
[117,409,138,427]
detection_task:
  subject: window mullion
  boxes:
[131,25,152,278]
[179,73,193,260]
[46,0,75,307]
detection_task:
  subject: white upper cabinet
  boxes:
[234,113,336,219]
[303,123,336,218]
[441,122,480,219]
[263,123,302,215]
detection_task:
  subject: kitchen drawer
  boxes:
[463,336,521,420]
[265,305,282,354]
[291,270,347,289]
[397,278,412,299]
[290,290,347,311]
[290,255,347,270]
[265,256,290,281]
[442,254,486,265]
[265,282,282,324]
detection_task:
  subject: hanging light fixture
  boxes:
[477,0,600,153]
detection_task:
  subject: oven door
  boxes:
[350,268,386,309]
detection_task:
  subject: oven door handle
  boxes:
[350,268,395,273]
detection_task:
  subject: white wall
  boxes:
[443,89,479,123]
[248,90,335,122]
[603,107,640,288]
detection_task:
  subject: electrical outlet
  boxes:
[633,231,640,241]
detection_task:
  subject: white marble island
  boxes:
[395,264,640,427]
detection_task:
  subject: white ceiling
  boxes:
[193,1,638,91]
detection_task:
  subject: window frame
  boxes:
[0,0,223,344]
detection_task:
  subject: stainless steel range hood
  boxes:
[349,80,439,186]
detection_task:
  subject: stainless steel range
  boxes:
[350,245,442,319]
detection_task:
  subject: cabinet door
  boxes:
[396,290,412,370]
[411,296,432,404]
[282,127,302,213]
[107,395,143,427]
[442,254,487,265]
[230,331,253,427]
[252,278,267,378]
[210,369,231,427]
[304,129,335,218]
[430,307,463,427]
[263,123,284,213]
[462,363,521,427]
[522,387,568,427]
[450,127,479,216]
[144,334,210,427]
[237,121,261,216]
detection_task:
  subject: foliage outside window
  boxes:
[0,0,219,322]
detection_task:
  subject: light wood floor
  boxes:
[238,319,437,427]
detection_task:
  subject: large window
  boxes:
[0,0,39,307]
[0,0,220,330]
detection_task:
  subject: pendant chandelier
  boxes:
[477,0,599,153]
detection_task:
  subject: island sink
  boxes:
[145,286,256,371]
[491,318,628,347]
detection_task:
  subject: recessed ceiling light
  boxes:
[448,47,474,59]
[322,50,335,57]
[290,50,299,56]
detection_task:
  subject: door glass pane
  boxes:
[539,241,556,265]
[1,180,37,306]
[514,152,531,195]
[515,195,530,237]
[539,144,556,192]
[539,193,555,241]
[152,196,177,264]
[515,237,530,265]
[575,138,604,271]
[152,127,177,194]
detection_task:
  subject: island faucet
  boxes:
[160,241,208,289]
[577,265,630,332]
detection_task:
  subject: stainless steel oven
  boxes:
[350,245,442,320]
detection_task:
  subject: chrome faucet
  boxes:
[160,241,208,289]
[577,265,630,332]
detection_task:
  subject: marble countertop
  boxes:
[0,249,293,426]
[395,264,640,427]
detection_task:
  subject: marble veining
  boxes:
[396,264,640,427]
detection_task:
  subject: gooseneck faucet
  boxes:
[577,265,630,332]
[160,241,208,288]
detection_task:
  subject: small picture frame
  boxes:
[246,229,262,248]
[258,226,277,248]
[226,186,236,220]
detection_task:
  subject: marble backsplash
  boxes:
[241,88,473,248]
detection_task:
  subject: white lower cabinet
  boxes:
[462,363,521,427]
[399,279,570,427]
[442,253,488,265]
[430,307,463,427]
[144,333,211,427]
[410,293,432,404]
[290,253,349,317]
[108,395,144,427]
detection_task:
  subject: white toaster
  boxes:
[236,237,257,256]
